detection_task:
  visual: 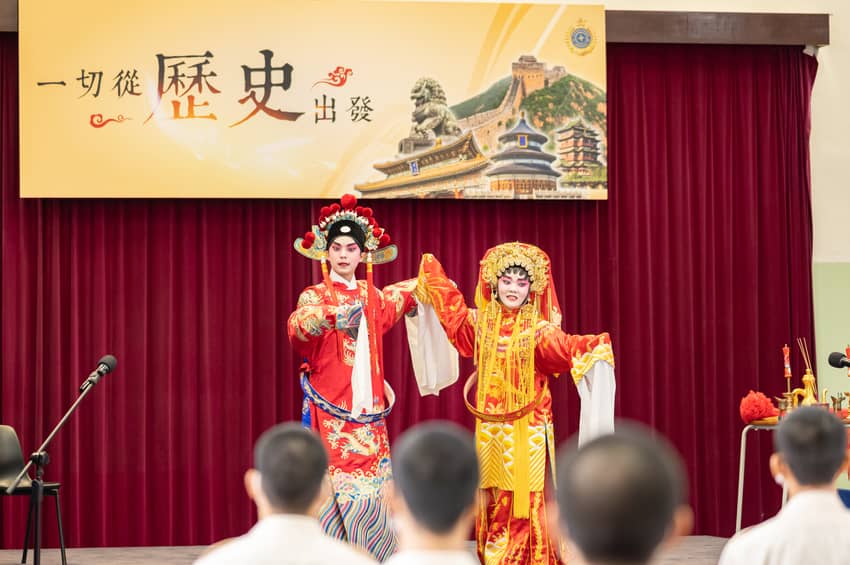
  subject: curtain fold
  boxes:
[1,33,817,546]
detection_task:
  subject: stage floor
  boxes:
[0,536,728,564]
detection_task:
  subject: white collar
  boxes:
[251,514,322,535]
[329,269,358,290]
[785,489,845,508]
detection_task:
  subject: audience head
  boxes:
[771,406,850,489]
[244,422,329,517]
[391,422,479,539]
[556,423,692,564]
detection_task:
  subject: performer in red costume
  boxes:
[415,242,617,564]
[288,195,418,561]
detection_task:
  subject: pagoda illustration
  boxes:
[555,117,608,198]
[484,112,560,198]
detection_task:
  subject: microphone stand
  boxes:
[6,372,104,565]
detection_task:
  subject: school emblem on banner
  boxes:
[568,19,596,56]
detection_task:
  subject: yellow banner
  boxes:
[20,1,606,199]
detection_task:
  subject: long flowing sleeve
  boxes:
[534,326,612,377]
[536,325,616,445]
[415,253,477,357]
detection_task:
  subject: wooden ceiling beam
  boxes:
[606,10,829,46]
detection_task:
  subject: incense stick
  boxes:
[796,337,813,371]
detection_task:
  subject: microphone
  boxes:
[79,354,118,392]
[828,352,850,369]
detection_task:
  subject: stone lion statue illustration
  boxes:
[408,77,462,140]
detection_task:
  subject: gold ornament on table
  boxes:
[821,388,832,410]
[775,395,791,419]
[830,393,846,413]
[791,338,818,408]
[782,391,795,409]
[791,372,818,407]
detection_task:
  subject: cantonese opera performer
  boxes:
[414,242,617,565]
[287,194,450,562]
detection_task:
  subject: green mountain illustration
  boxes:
[450,74,606,136]
[450,77,511,119]
[520,75,606,135]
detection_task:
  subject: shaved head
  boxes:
[557,424,687,563]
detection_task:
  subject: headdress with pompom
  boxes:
[294,193,397,264]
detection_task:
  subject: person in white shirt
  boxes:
[719,407,850,565]
[195,422,376,565]
[555,423,693,565]
[384,422,480,565]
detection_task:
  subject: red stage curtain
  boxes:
[1,33,817,547]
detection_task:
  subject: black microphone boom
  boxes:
[7,353,118,565]
[80,354,118,392]
[828,352,850,369]
[89,354,118,381]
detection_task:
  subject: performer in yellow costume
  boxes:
[415,243,616,564]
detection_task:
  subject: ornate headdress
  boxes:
[294,193,397,264]
[475,241,560,325]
